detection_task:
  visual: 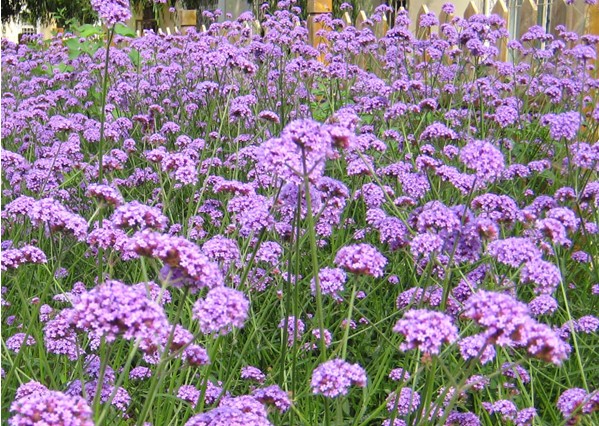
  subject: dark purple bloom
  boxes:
[386,387,420,415]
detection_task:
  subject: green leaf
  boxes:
[77,24,103,38]
[128,48,141,68]
[114,23,136,38]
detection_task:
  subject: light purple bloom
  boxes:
[193,286,249,335]
[393,309,458,355]
[311,359,367,398]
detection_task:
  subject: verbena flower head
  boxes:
[185,395,271,426]
[310,267,346,301]
[68,279,170,350]
[126,230,223,292]
[311,359,367,398]
[386,387,420,415]
[463,291,570,364]
[557,388,597,418]
[192,286,250,335]
[91,0,131,26]
[393,309,458,355]
[251,385,291,413]
[487,238,541,268]
[10,384,93,426]
[334,243,387,277]
[258,119,342,184]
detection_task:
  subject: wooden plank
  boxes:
[463,1,479,20]
[492,0,509,62]
[355,10,368,31]
[589,4,599,78]
[308,0,332,14]
[374,13,388,38]
[519,0,538,39]
[342,11,352,26]
[417,4,431,40]
[180,9,197,27]
[550,0,569,37]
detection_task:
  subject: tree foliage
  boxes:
[1,0,97,26]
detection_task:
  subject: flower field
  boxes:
[1,1,598,425]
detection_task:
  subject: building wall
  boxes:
[1,18,54,43]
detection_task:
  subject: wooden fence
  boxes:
[137,1,599,68]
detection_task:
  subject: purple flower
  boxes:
[258,119,339,184]
[310,267,346,301]
[177,385,200,405]
[393,309,458,355]
[463,291,570,364]
[129,366,152,380]
[311,359,367,398]
[241,366,266,383]
[202,235,241,267]
[386,387,420,415]
[85,184,124,206]
[125,230,223,292]
[459,139,505,184]
[44,310,82,361]
[10,385,93,425]
[557,388,595,417]
[278,316,305,347]
[540,112,581,141]
[192,286,249,335]
[528,295,559,316]
[6,333,36,353]
[111,201,168,231]
[185,395,270,426]
[334,243,387,277]
[486,399,517,421]
[252,384,291,413]
[487,238,541,268]
[388,368,411,382]
[458,334,496,364]
[516,407,537,426]
[91,0,131,26]
[28,198,88,241]
[1,245,47,271]
[68,280,170,350]
[520,259,561,295]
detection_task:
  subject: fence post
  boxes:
[416,4,432,40]
[590,5,599,77]
[519,0,538,39]
[491,0,509,62]
[308,0,332,62]
[180,9,197,34]
[374,13,388,39]
[464,1,479,20]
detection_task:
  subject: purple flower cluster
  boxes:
[1,245,46,271]
[393,309,458,355]
[185,395,272,426]
[10,382,93,425]
[311,359,367,398]
[125,230,223,292]
[334,243,387,277]
[192,286,250,335]
[68,280,170,351]
[462,291,570,364]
